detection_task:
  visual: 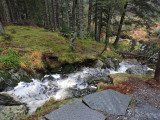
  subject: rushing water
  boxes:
[4,61,152,113]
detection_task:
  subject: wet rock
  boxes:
[83,89,131,115]
[45,99,106,120]
[0,93,21,106]
[71,87,97,98]
[104,58,120,70]
[88,77,111,85]
[126,65,146,75]
[0,105,27,120]
[125,59,139,65]
[0,69,31,91]
[94,60,104,68]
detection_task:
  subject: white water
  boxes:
[4,61,152,113]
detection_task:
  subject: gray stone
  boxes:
[45,99,106,120]
[104,58,120,70]
[88,77,111,85]
[0,93,21,106]
[0,105,27,120]
[126,65,146,75]
[129,101,160,120]
[83,89,131,115]
[94,60,104,68]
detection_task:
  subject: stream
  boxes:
[2,61,152,113]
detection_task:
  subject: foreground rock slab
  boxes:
[45,99,106,120]
[83,89,131,115]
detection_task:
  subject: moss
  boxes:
[129,99,136,106]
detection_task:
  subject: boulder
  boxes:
[126,65,146,75]
[71,87,97,98]
[94,60,104,68]
[0,105,27,120]
[104,58,120,70]
[88,77,111,86]
[0,69,31,91]
[45,99,106,120]
[83,89,131,115]
[0,93,21,106]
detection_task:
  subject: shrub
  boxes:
[0,49,19,70]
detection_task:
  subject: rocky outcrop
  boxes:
[88,77,111,85]
[0,93,21,106]
[104,58,120,70]
[94,60,104,68]
[83,89,131,115]
[0,105,27,120]
[0,69,31,91]
[126,65,146,75]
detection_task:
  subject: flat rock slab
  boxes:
[45,99,106,120]
[83,89,131,115]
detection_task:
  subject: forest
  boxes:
[0,0,160,120]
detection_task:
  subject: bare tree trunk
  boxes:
[1,0,11,23]
[0,21,4,35]
[66,0,72,32]
[95,0,98,41]
[99,9,112,55]
[55,0,60,29]
[87,0,92,37]
[155,51,160,82]
[52,0,57,31]
[98,8,102,42]
[113,2,128,47]
[44,0,50,28]
[79,0,84,38]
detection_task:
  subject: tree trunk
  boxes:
[87,0,92,37]
[55,0,60,29]
[155,51,160,82]
[95,0,98,41]
[99,9,112,55]
[98,8,102,42]
[52,0,57,31]
[44,0,50,28]
[79,0,84,38]
[66,0,72,32]
[1,0,11,23]
[113,2,128,46]
[0,21,5,35]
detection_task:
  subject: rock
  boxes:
[104,58,120,70]
[0,105,27,120]
[45,99,106,120]
[0,93,21,106]
[83,89,131,115]
[126,65,146,75]
[88,77,111,85]
[0,69,31,91]
[94,60,104,68]
[129,101,160,120]
[71,87,97,98]
[124,59,139,65]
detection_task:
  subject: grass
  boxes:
[0,25,133,71]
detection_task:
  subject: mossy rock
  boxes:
[109,73,152,85]
[0,105,27,120]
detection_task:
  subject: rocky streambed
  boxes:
[0,58,154,119]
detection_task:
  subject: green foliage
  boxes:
[0,49,19,70]
[154,29,160,37]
